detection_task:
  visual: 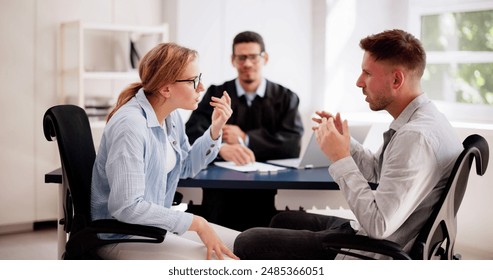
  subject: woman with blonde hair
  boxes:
[91,42,239,259]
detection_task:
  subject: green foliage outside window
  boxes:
[421,10,493,105]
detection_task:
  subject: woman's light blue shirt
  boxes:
[91,89,221,235]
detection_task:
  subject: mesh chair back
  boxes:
[411,134,489,259]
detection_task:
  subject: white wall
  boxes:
[0,0,37,228]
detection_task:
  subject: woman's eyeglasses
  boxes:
[175,73,202,89]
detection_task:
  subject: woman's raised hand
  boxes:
[210,91,232,140]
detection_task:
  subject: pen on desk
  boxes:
[237,136,254,165]
[237,136,246,147]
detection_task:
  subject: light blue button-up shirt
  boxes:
[235,78,266,106]
[234,78,266,145]
[91,89,221,236]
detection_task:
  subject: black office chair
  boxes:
[43,104,167,259]
[324,134,489,260]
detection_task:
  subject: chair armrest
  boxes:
[65,219,167,259]
[324,233,412,260]
[90,219,167,239]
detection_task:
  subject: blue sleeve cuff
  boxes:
[171,211,194,235]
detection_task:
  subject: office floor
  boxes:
[0,222,487,260]
[0,223,57,260]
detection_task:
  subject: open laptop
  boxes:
[267,132,332,169]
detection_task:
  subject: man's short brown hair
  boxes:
[359,29,426,77]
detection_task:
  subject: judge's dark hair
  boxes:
[232,31,265,54]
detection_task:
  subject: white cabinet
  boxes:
[59,21,169,128]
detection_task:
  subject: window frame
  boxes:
[409,0,493,123]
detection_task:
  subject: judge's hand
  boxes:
[222,125,246,145]
[219,144,255,165]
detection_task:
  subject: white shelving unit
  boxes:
[59,21,169,128]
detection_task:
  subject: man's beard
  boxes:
[243,79,254,84]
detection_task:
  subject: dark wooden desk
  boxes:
[45,168,63,184]
[45,165,378,190]
[178,165,340,190]
[45,165,343,190]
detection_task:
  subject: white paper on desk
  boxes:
[214,161,286,172]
